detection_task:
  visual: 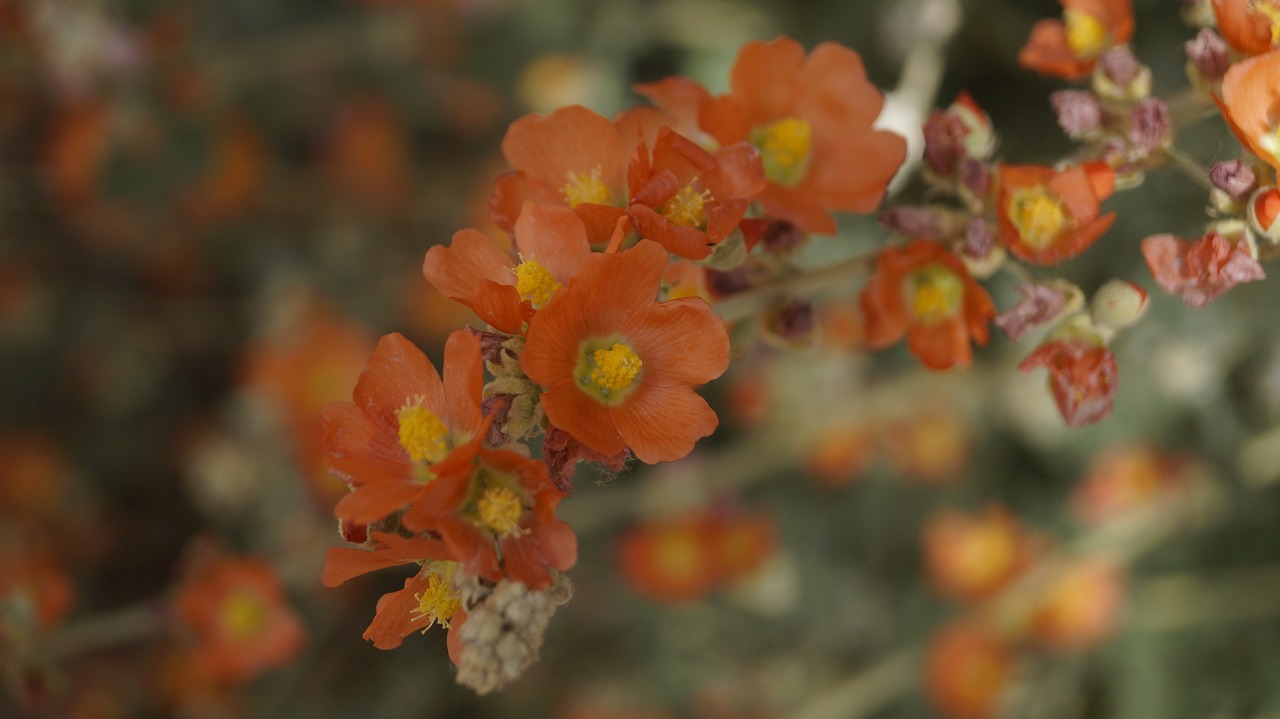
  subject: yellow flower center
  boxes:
[397,399,449,464]
[1065,8,1109,59]
[663,183,714,227]
[753,116,812,185]
[1009,186,1069,250]
[1253,0,1280,45]
[561,165,611,207]
[218,589,267,642]
[410,566,460,631]
[477,486,525,537]
[589,342,642,390]
[515,257,561,307]
[906,264,964,324]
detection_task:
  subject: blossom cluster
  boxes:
[322,0,1280,694]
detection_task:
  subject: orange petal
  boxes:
[729,37,806,125]
[541,379,626,456]
[796,42,883,140]
[1212,0,1273,55]
[353,333,446,433]
[803,130,907,212]
[501,105,625,195]
[442,329,484,437]
[320,402,409,484]
[611,383,717,463]
[513,201,592,282]
[363,575,427,650]
[490,171,561,234]
[422,229,526,334]
[1018,19,1092,79]
[322,547,416,587]
[907,318,972,371]
[627,297,729,387]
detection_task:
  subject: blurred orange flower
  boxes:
[996,162,1116,265]
[924,622,1015,719]
[860,239,995,370]
[1019,0,1135,78]
[174,551,304,682]
[1029,558,1125,651]
[923,506,1037,603]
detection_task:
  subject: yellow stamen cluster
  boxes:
[1064,8,1109,59]
[219,590,267,641]
[756,116,812,185]
[561,165,610,208]
[515,257,561,307]
[588,343,642,390]
[477,486,525,537]
[1009,187,1069,250]
[397,400,449,464]
[411,570,460,631]
[907,264,964,324]
[663,183,713,227]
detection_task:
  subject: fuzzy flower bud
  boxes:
[1127,98,1171,154]
[1051,90,1103,139]
[1185,28,1230,88]
[1090,279,1148,331]
[1210,160,1258,203]
[995,282,1081,341]
[453,573,574,695]
[1093,46,1151,104]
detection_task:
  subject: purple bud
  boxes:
[880,206,943,238]
[1209,160,1257,202]
[1128,98,1171,153]
[960,158,990,200]
[1099,46,1139,87]
[764,298,815,346]
[923,110,969,177]
[964,217,995,258]
[994,283,1070,341]
[1051,90,1104,139]
[1186,28,1230,86]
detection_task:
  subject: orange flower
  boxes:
[1220,48,1280,171]
[996,162,1116,265]
[859,239,996,370]
[322,531,466,655]
[1030,558,1125,651]
[520,239,729,463]
[1071,444,1184,525]
[174,551,304,682]
[618,514,719,603]
[322,330,486,525]
[494,105,633,244]
[423,202,592,334]
[923,507,1036,603]
[399,448,578,590]
[627,127,765,259]
[1212,0,1280,56]
[669,37,905,234]
[925,622,1015,719]
[1018,0,1135,79]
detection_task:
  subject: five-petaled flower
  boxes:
[996,162,1116,265]
[860,239,997,370]
[322,330,486,526]
[521,239,729,463]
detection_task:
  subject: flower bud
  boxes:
[1051,90,1103,139]
[1127,98,1171,153]
[1210,160,1257,202]
[1093,46,1151,104]
[1248,186,1280,245]
[1090,279,1148,331]
[1185,27,1230,89]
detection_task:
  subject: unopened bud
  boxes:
[1249,186,1280,245]
[880,205,945,238]
[1093,46,1151,104]
[760,298,816,349]
[1051,90,1103,139]
[1185,28,1230,88]
[1090,279,1148,331]
[1128,98,1171,153]
[1210,160,1257,202]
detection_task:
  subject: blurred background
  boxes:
[3,0,1280,717]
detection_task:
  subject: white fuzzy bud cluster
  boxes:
[454,572,573,694]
